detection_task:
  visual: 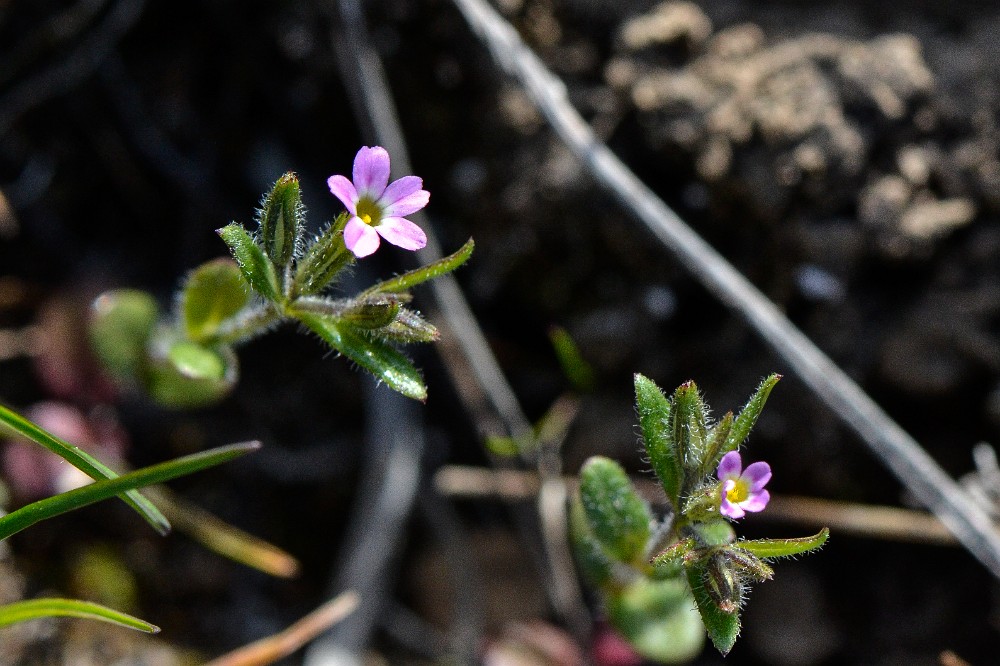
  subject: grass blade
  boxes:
[0,403,170,535]
[0,442,260,542]
[0,598,159,633]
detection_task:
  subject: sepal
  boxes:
[258,172,303,270]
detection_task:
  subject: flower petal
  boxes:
[717,451,742,480]
[375,216,427,251]
[344,217,381,258]
[743,461,772,491]
[719,479,742,519]
[327,175,358,214]
[380,176,424,206]
[383,187,430,218]
[741,489,770,513]
[353,146,391,198]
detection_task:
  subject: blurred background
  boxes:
[3,0,1000,663]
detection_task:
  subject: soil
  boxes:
[2,0,1000,664]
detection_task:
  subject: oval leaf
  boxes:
[579,456,652,564]
[607,578,705,663]
[181,259,251,342]
[88,289,160,380]
[146,340,238,408]
[634,374,682,510]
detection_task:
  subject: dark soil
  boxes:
[2,0,1000,664]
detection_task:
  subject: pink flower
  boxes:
[717,451,771,519]
[327,146,429,258]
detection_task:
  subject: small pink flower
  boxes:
[327,146,429,258]
[717,451,771,519]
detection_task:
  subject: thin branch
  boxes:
[205,590,360,666]
[449,0,1000,580]
[433,465,959,546]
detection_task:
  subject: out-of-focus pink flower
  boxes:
[327,146,429,258]
[592,624,642,666]
[717,450,771,519]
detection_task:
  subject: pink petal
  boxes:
[741,489,770,512]
[344,216,381,257]
[717,451,742,480]
[353,146,391,198]
[383,187,430,218]
[375,216,427,251]
[380,176,424,206]
[743,462,772,491]
[327,175,358,214]
[720,489,745,519]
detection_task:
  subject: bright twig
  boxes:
[205,591,360,666]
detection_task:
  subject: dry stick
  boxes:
[449,0,1000,579]
[326,0,592,643]
[434,465,958,546]
[205,591,360,666]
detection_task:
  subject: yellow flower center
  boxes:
[356,198,382,227]
[725,479,749,504]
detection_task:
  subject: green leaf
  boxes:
[295,311,427,401]
[721,374,781,458]
[258,172,303,270]
[686,557,741,655]
[607,577,705,664]
[292,214,353,297]
[671,381,708,480]
[88,289,159,380]
[634,374,682,509]
[550,326,595,393]
[699,411,734,479]
[146,339,238,408]
[736,528,829,560]
[579,456,652,564]
[218,223,280,302]
[569,493,613,586]
[362,238,475,295]
[181,259,251,343]
[0,404,170,536]
[0,598,159,634]
[0,442,260,542]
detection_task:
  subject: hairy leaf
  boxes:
[579,456,652,564]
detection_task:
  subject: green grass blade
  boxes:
[362,238,474,295]
[0,442,260,542]
[0,598,159,633]
[0,404,170,535]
